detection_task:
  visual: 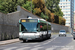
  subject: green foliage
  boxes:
[46,0,63,17]
[54,6,63,17]
[40,12,49,20]
[51,13,55,23]
[51,13,59,24]
[0,0,27,13]
[33,0,51,21]
[22,1,35,12]
[54,15,59,24]
[33,8,41,16]
[59,16,66,25]
[46,0,60,12]
[45,8,51,22]
[32,0,45,14]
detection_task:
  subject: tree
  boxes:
[59,17,66,25]
[45,8,51,22]
[40,12,49,20]
[33,0,51,21]
[46,0,60,12]
[54,6,63,17]
[32,0,45,14]
[0,0,27,13]
[51,13,55,23]
[51,13,59,24]
[34,8,41,16]
[46,0,63,17]
[54,15,59,24]
[22,1,34,12]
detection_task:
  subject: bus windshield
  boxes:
[21,22,38,32]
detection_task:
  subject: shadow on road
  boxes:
[21,38,51,43]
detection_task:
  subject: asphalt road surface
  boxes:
[0,33,75,50]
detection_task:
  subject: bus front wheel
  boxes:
[23,40,26,42]
[48,34,51,39]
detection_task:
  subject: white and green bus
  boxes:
[19,18,51,42]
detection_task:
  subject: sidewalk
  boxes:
[0,38,20,46]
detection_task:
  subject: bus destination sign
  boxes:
[21,19,38,22]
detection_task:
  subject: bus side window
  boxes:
[40,23,47,31]
[48,24,51,30]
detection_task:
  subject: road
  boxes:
[0,33,75,50]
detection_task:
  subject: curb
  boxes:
[0,39,20,46]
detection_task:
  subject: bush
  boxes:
[22,1,34,13]
[54,15,59,24]
[33,8,41,16]
[59,17,66,25]
[45,8,51,22]
[51,13,59,24]
[51,13,55,23]
[40,12,49,20]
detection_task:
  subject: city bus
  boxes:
[19,18,51,42]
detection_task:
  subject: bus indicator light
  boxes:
[40,25,42,28]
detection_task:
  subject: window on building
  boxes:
[61,6,62,8]
[62,0,66,2]
[60,3,62,5]
[67,3,70,5]
[66,0,70,1]
[63,3,66,5]
[66,20,70,22]
[66,11,70,13]
[63,6,65,8]
[66,9,70,10]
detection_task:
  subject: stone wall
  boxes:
[51,23,70,33]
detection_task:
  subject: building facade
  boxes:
[59,0,74,29]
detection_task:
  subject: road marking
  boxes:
[31,47,43,50]
[43,36,58,45]
[34,45,41,47]
[33,36,58,47]
[16,47,31,50]
[4,47,17,50]
[61,48,70,50]
[46,48,55,50]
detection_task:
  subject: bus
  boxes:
[19,18,51,42]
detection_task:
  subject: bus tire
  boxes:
[50,34,51,39]
[48,34,51,39]
[23,40,26,42]
[40,35,43,41]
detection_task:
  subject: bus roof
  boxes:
[19,18,51,25]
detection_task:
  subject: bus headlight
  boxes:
[19,32,23,35]
[35,34,41,38]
